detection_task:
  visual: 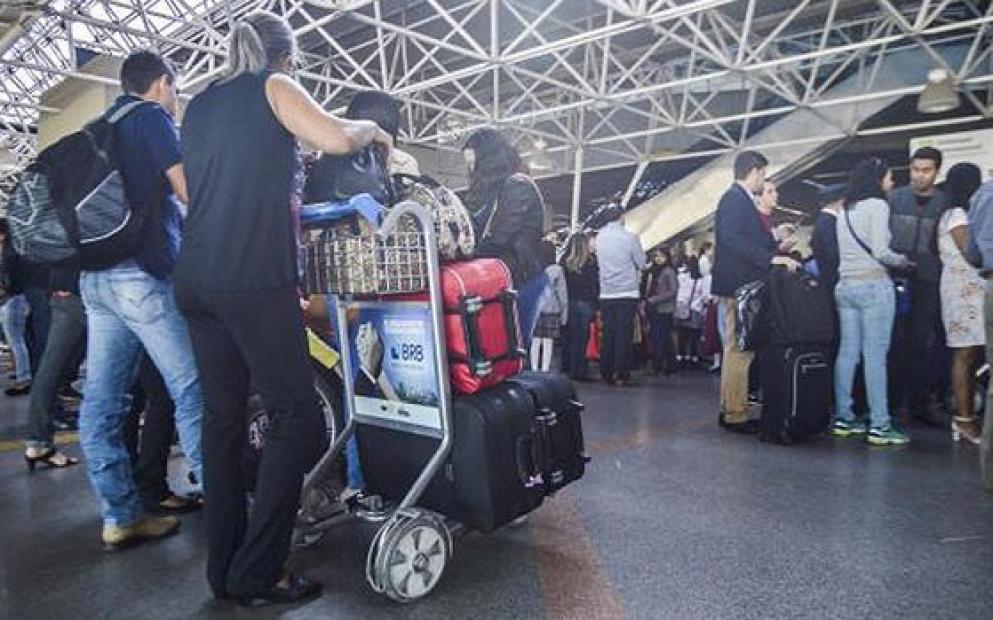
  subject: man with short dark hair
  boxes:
[711,151,799,433]
[888,147,948,426]
[77,49,203,550]
[595,207,645,386]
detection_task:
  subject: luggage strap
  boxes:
[448,289,525,377]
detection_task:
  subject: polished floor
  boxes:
[1,369,992,619]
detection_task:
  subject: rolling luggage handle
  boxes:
[514,436,544,489]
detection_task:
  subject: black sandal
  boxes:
[24,448,80,472]
[237,573,323,608]
[5,383,31,396]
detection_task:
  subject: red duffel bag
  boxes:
[441,258,525,394]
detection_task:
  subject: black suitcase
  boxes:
[506,372,588,494]
[764,269,836,346]
[759,345,832,443]
[357,383,544,532]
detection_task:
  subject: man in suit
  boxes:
[711,151,799,433]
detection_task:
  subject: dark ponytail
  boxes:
[843,157,888,209]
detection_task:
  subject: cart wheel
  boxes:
[367,509,451,603]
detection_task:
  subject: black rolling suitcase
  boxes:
[759,345,832,443]
[357,383,545,532]
[506,372,588,494]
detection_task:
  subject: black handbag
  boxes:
[303,146,392,205]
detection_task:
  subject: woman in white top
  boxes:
[674,256,707,366]
[937,163,984,445]
[832,158,913,446]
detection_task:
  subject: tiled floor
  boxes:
[2,370,992,619]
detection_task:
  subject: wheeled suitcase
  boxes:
[357,383,544,532]
[441,259,525,394]
[759,345,833,443]
[506,372,588,494]
[764,268,836,346]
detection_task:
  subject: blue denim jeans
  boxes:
[518,273,550,351]
[0,294,32,383]
[79,262,204,526]
[834,278,896,429]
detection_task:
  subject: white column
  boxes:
[570,144,584,228]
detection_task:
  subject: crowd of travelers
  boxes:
[0,9,569,606]
[712,148,992,466]
[0,7,991,611]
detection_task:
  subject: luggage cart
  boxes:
[299,201,458,603]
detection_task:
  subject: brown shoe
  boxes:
[102,515,180,551]
[152,493,203,514]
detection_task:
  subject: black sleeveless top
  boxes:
[176,72,300,291]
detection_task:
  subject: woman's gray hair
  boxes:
[222,11,297,82]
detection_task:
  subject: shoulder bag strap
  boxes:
[843,206,884,268]
[481,194,501,240]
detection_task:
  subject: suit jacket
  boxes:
[711,183,777,297]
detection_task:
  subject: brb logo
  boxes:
[390,342,425,363]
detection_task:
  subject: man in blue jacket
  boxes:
[711,151,798,433]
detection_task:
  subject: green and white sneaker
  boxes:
[830,418,867,438]
[866,424,910,446]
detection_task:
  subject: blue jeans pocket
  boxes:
[109,274,167,324]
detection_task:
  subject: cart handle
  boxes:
[376,200,433,238]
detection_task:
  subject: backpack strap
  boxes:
[104,100,156,125]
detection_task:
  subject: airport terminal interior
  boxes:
[2,1,993,618]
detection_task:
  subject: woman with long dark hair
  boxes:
[645,248,677,375]
[462,128,550,347]
[831,158,913,446]
[175,11,391,606]
[937,162,984,444]
[562,234,598,380]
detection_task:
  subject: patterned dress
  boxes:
[938,207,985,348]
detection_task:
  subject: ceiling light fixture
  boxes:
[917,68,960,114]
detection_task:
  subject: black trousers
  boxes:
[23,286,52,375]
[649,312,675,374]
[600,298,638,381]
[26,294,86,447]
[123,352,176,505]
[175,283,327,598]
[889,278,940,414]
